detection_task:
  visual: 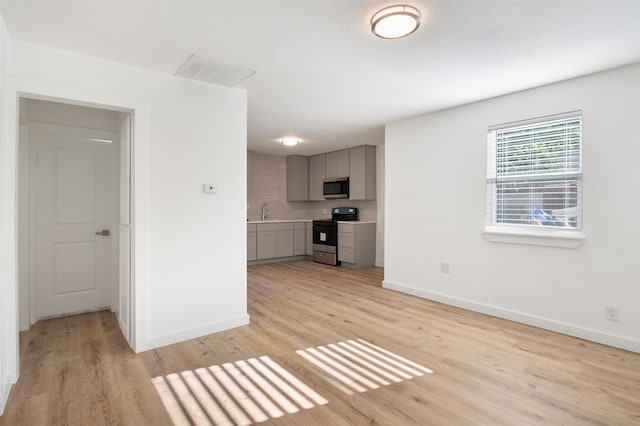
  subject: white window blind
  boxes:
[486,112,582,230]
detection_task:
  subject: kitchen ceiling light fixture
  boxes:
[281,137,299,146]
[371,5,421,39]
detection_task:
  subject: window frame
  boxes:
[484,111,585,248]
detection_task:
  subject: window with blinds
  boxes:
[486,112,582,230]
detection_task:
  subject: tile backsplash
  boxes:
[247,151,377,221]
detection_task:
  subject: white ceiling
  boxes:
[2,1,640,156]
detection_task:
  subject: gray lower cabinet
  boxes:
[338,222,376,268]
[254,222,310,261]
[276,230,294,257]
[294,223,306,255]
[257,231,277,259]
[305,222,313,255]
[247,224,257,261]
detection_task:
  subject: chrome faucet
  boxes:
[261,202,269,221]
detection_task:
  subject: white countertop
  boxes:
[247,219,376,224]
[247,219,311,224]
[338,220,376,224]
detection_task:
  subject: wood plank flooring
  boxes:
[2,260,639,425]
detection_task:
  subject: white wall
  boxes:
[144,76,248,347]
[384,63,640,352]
[7,40,249,353]
[0,13,15,416]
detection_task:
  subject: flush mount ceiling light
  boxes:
[281,137,299,146]
[371,4,421,39]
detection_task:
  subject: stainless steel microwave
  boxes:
[323,177,349,199]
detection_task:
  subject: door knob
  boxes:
[95,230,111,236]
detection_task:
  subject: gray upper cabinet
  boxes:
[286,146,376,202]
[286,155,309,201]
[349,145,376,200]
[325,149,350,178]
[309,154,326,201]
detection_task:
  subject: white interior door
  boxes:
[33,124,118,319]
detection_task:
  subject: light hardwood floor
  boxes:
[2,260,639,425]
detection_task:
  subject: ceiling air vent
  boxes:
[175,54,257,87]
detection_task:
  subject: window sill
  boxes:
[483,226,585,248]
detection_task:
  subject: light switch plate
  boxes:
[203,184,217,194]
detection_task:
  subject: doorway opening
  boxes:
[17,97,134,347]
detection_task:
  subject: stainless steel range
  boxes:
[312,207,358,266]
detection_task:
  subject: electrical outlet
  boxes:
[440,262,450,274]
[203,183,217,194]
[605,305,619,321]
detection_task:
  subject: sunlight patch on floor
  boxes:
[296,338,433,394]
[152,356,328,425]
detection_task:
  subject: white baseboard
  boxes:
[116,313,133,349]
[1,373,13,416]
[383,280,640,353]
[144,314,250,352]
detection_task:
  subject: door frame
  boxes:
[9,79,150,353]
